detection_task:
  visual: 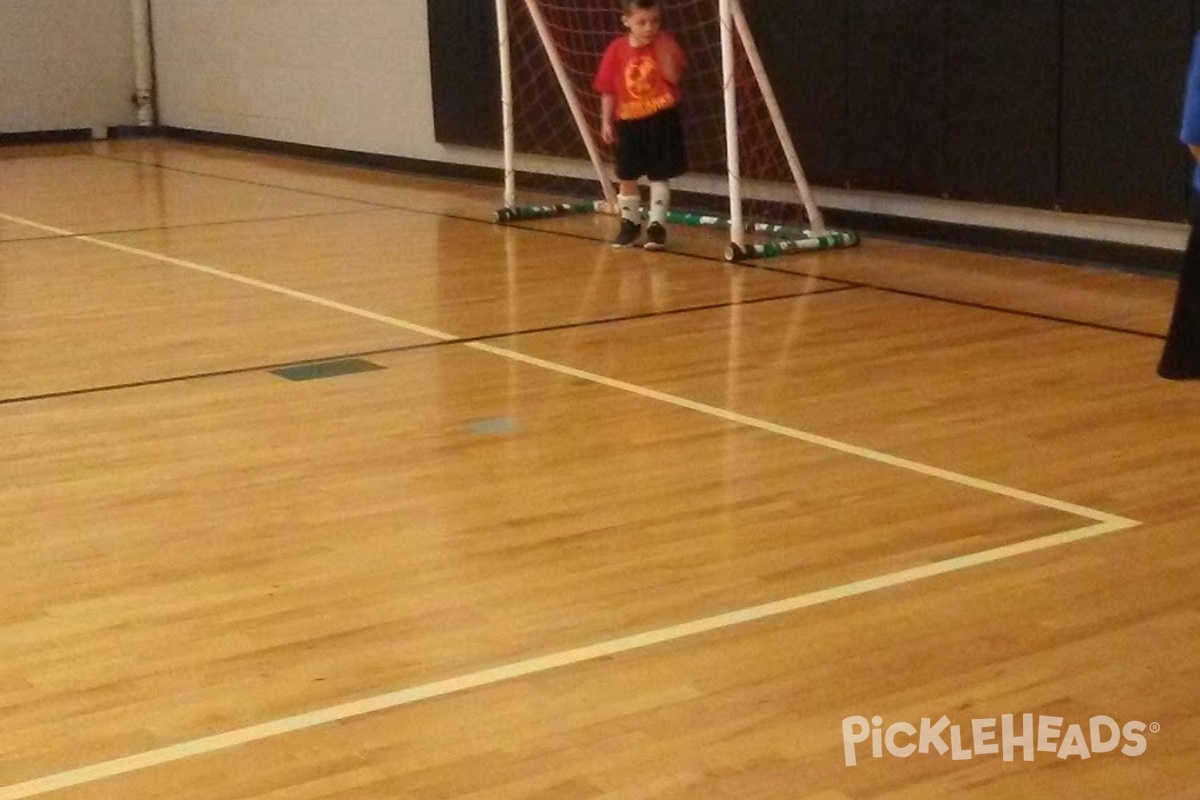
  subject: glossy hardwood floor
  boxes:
[0,138,1197,800]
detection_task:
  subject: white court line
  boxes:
[0,211,1139,526]
[0,516,1140,800]
[466,343,1134,524]
[0,210,1142,797]
[0,212,457,343]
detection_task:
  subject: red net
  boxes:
[503,0,811,226]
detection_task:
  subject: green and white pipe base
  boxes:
[493,200,608,223]
[666,211,859,262]
[494,200,858,261]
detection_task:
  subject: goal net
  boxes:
[492,0,857,261]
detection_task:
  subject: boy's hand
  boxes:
[655,36,682,84]
[601,120,615,145]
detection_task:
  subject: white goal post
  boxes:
[492,0,858,261]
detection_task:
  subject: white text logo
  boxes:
[842,714,1157,767]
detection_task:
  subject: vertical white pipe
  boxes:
[732,1,825,234]
[523,0,617,209]
[496,0,517,207]
[130,0,154,125]
[719,0,743,250]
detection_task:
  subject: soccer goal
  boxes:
[491,0,858,261]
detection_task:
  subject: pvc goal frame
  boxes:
[491,0,858,261]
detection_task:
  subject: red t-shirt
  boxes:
[593,32,685,121]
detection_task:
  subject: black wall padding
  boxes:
[744,0,849,187]
[943,1,1059,207]
[845,0,946,196]
[428,0,501,149]
[428,0,1199,222]
[1060,0,1192,220]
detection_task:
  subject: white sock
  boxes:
[649,181,670,226]
[618,193,641,224]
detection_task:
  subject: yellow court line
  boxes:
[0,210,1141,798]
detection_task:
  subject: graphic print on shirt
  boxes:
[620,54,675,120]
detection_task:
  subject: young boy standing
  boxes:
[593,0,688,250]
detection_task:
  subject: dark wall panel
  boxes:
[1060,0,1191,219]
[428,0,500,149]
[943,1,1059,207]
[845,0,946,195]
[745,0,849,186]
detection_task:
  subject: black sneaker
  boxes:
[612,218,641,247]
[644,221,667,251]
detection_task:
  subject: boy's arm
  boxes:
[655,34,685,85]
[594,41,618,144]
[600,94,616,144]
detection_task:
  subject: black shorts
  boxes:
[615,106,688,182]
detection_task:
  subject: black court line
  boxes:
[464,284,862,342]
[86,148,1169,341]
[90,151,428,214]
[0,345,433,408]
[502,220,1170,341]
[0,286,859,408]
[0,208,383,248]
[860,285,1166,341]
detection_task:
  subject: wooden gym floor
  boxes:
[0,138,1197,799]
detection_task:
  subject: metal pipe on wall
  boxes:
[130,0,155,125]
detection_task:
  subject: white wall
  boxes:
[150,0,498,170]
[0,0,138,133]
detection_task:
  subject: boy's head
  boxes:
[621,0,662,47]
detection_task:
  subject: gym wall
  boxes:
[0,0,137,135]
[430,0,1196,224]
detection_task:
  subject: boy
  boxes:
[593,0,687,250]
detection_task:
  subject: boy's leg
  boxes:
[613,181,642,248]
[644,109,685,251]
[644,181,670,250]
